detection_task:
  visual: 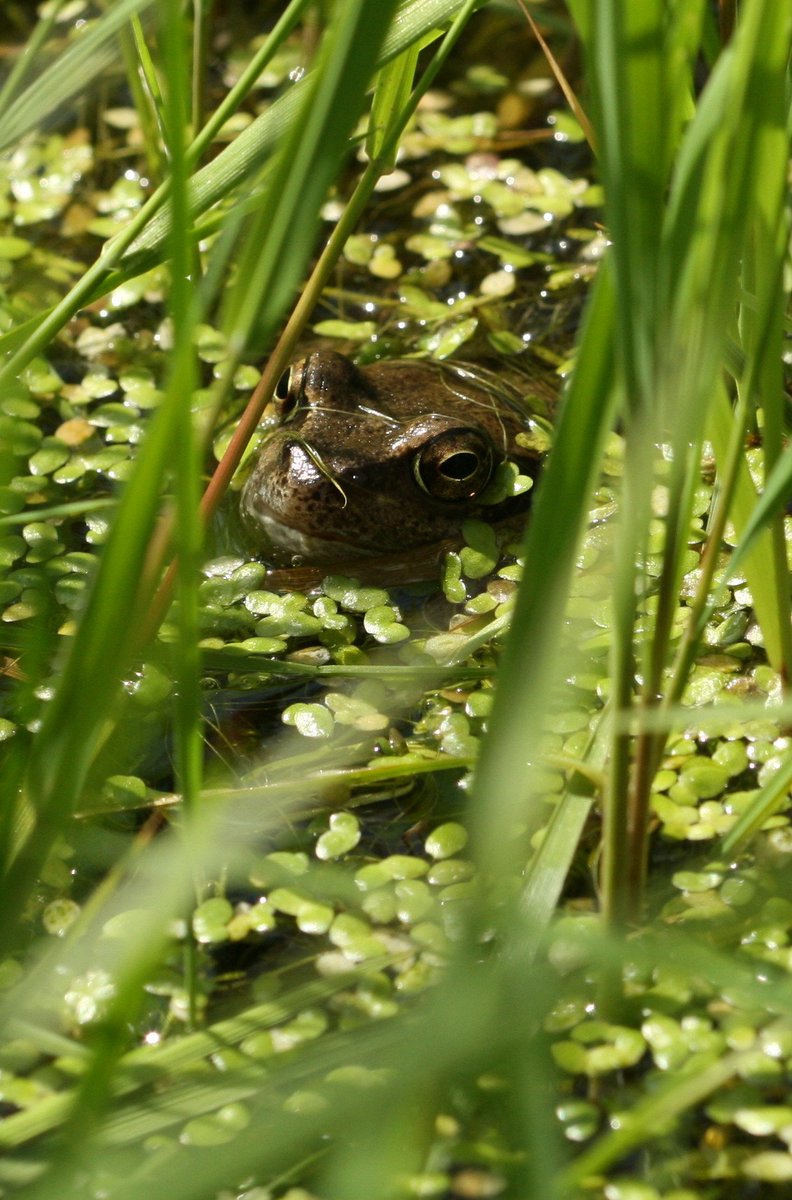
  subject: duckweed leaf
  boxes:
[363,604,410,644]
[313,319,377,339]
[552,1022,647,1077]
[42,898,80,937]
[369,855,428,884]
[420,316,478,357]
[295,901,335,935]
[249,851,309,889]
[426,859,475,886]
[0,236,31,261]
[480,459,533,504]
[2,416,42,455]
[193,898,234,944]
[425,822,468,860]
[459,519,498,579]
[394,879,434,923]
[28,444,70,476]
[315,813,361,861]
[181,1104,251,1147]
[678,758,729,798]
[360,887,398,923]
[323,578,390,612]
[126,662,172,706]
[282,703,334,739]
[741,1153,792,1183]
[441,552,466,603]
[325,693,388,731]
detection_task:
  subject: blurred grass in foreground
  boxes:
[0,1,790,1197]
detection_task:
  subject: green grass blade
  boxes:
[0,0,69,117]
[586,1,673,401]
[0,0,483,386]
[719,751,792,855]
[129,13,168,157]
[707,384,788,670]
[221,0,403,347]
[722,440,792,586]
[661,0,791,446]
[0,0,156,152]
[0,0,405,956]
[367,44,423,169]
[0,0,309,378]
[469,262,617,883]
[519,792,593,961]
[127,0,487,260]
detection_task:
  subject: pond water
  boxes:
[1,5,792,1199]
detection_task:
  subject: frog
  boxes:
[240,349,553,580]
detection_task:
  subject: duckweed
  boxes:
[315,812,362,860]
[282,704,334,739]
[459,518,499,579]
[3,21,792,1199]
[192,897,235,944]
[41,898,80,937]
[181,1102,251,1147]
[741,1153,792,1183]
[551,1022,647,1077]
[359,887,399,924]
[441,552,467,604]
[425,822,468,860]
[363,603,410,644]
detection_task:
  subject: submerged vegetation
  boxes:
[0,1,791,1196]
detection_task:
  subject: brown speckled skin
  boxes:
[241,351,544,565]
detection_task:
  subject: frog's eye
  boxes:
[274,366,300,420]
[413,429,494,501]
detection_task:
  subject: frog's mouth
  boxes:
[245,495,459,586]
[241,491,371,564]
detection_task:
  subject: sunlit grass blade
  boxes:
[158,0,204,1033]
[367,44,422,170]
[0,0,311,380]
[0,0,482,386]
[0,0,68,117]
[520,791,593,961]
[126,0,488,261]
[661,0,791,444]
[574,4,700,921]
[119,23,164,178]
[655,0,792,669]
[586,1,678,402]
[719,752,792,856]
[220,0,402,346]
[707,386,790,668]
[563,1053,742,1186]
[569,0,792,920]
[469,263,617,886]
[0,0,156,152]
[0,0,403,956]
[128,13,168,163]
